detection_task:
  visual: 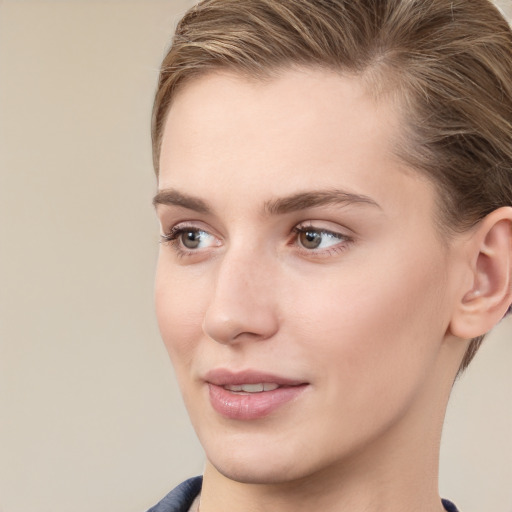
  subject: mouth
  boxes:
[222,382,280,393]
[205,369,309,420]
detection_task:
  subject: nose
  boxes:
[202,248,279,345]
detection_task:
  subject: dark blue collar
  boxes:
[147,476,459,512]
[442,498,459,512]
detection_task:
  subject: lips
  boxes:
[205,369,308,420]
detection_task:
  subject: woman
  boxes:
[148,0,512,510]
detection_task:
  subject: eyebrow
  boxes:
[153,189,210,213]
[152,188,381,215]
[264,189,381,215]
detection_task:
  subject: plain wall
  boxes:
[0,1,510,511]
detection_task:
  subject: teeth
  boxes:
[224,383,280,393]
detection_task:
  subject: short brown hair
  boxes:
[152,0,512,371]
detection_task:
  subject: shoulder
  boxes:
[146,476,203,512]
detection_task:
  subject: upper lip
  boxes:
[204,369,306,387]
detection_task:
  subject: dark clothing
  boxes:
[146,477,202,512]
[442,499,460,512]
[147,476,460,512]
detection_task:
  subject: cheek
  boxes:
[154,259,208,368]
[280,252,450,449]
[288,247,449,387]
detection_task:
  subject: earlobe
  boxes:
[449,207,512,340]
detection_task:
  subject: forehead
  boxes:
[163,67,391,141]
[159,68,436,223]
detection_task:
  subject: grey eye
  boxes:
[181,230,203,249]
[299,230,323,249]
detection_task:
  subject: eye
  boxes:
[178,229,210,249]
[160,224,220,254]
[293,224,351,252]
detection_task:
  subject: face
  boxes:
[155,68,463,484]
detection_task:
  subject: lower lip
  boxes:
[208,383,308,420]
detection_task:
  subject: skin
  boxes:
[154,68,474,512]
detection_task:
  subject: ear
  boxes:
[449,207,512,339]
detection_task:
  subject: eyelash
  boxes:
[160,222,353,259]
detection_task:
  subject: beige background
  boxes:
[0,1,511,511]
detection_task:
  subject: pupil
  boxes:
[301,230,321,249]
[182,230,201,249]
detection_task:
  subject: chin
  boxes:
[210,456,305,485]
[200,430,309,484]
[201,427,344,487]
